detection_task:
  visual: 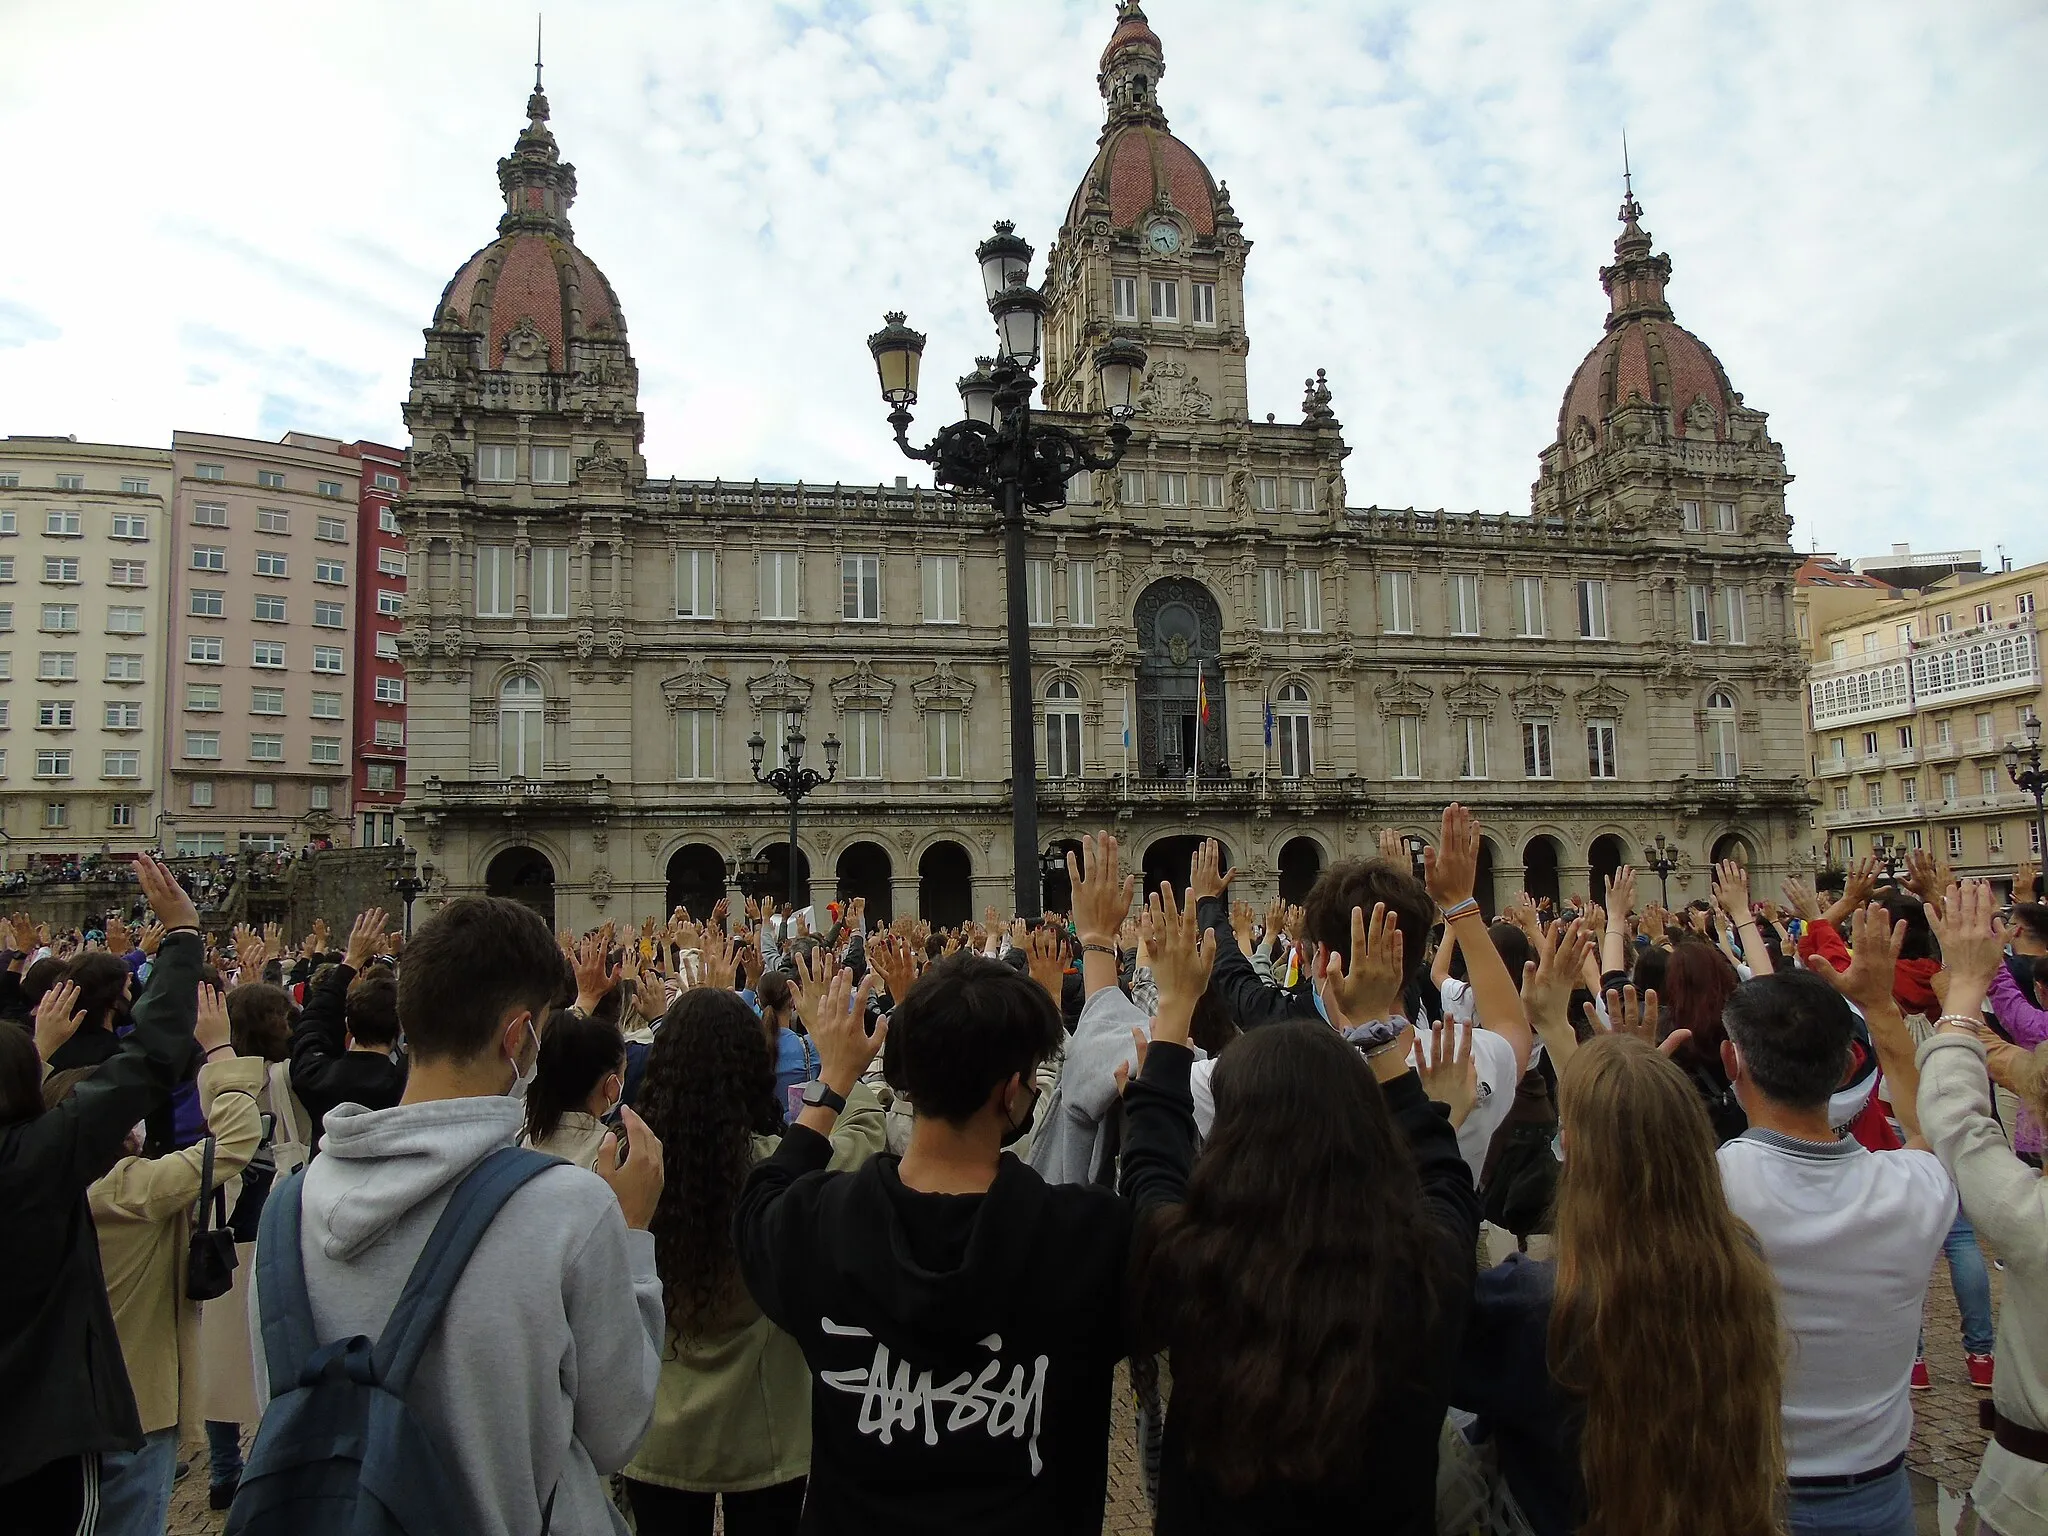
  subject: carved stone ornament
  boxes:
[502,316,549,370]
[746,658,815,712]
[1445,669,1502,717]
[1509,680,1565,720]
[1134,359,1214,424]
[1301,367,1337,425]
[412,432,466,478]
[576,439,631,480]
[1575,680,1631,716]
[661,657,731,712]
[606,625,627,663]
[575,626,595,663]
[828,658,896,710]
[1567,417,1596,455]
[592,827,609,855]
[1373,669,1435,720]
[438,622,468,664]
[909,659,976,714]
[589,868,614,910]
[1683,394,1718,434]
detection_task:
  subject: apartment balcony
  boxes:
[418,775,613,811]
[1814,756,1854,779]
[1676,772,1814,812]
[1922,739,1962,763]
[1885,748,1920,768]
[1037,773,1367,816]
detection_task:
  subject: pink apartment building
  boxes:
[344,439,407,846]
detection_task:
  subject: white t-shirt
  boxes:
[1437,976,1477,1029]
[1409,1022,1520,1180]
[1717,1130,1956,1477]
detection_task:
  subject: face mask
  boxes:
[506,1017,540,1100]
[1000,1081,1039,1148]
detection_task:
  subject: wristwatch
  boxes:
[800,1080,847,1114]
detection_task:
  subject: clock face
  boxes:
[1146,220,1181,255]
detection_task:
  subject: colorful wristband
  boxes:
[1438,899,1481,923]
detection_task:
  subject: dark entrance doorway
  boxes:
[1142,835,1229,902]
[835,842,894,926]
[1040,838,1085,917]
[1135,578,1227,778]
[1522,836,1562,909]
[761,843,812,912]
[665,844,728,921]
[1475,838,1499,919]
[1278,837,1322,903]
[486,846,556,928]
[919,842,973,928]
[1588,835,1629,907]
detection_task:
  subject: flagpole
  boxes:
[1191,659,1201,802]
[1122,684,1131,784]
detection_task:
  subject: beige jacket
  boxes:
[89,1056,264,1434]
[522,1111,610,1172]
[1917,1033,2048,1536]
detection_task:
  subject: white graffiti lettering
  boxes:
[817,1319,1050,1476]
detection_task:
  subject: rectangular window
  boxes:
[841,554,880,621]
[1512,576,1546,638]
[45,510,80,536]
[1722,587,1748,645]
[374,632,399,659]
[1450,573,1481,636]
[119,476,149,495]
[311,691,343,719]
[1026,559,1055,627]
[367,763,398,792]
[188,780,215,808]
[318,515,349,543]
[1975,602,1994,625]
[189,589,224,618]
[2019,592,2036,616]
[249,734,285,762]
[1112,275,1138,320]
[1681,499,1703,532]
[372,718,403,745]
[105,653,142,681]
[1158,472,1189,507]
[374,472,400,492]
[252,642,286,668]
[0,654,11,681]
[257,507,289,534]
[1069,560,1097,628]
[922,554,961,624]
[1902,777,1918,804]
[925,709,965,779]
[250,688,284,715]
[1149,279,1178,320]
[1254,476,1279,511]
[1192,282,1216,324]
[108,801,134,829]
[1576,579,1609,639]
[1834,785,1850,810]
[194,462,226,482]
[192,545,226,572]
[379,507,400,533]
[1046,704,1083,780]
[1897,724,1915,749]
[36,752,72,784]
[475,546,513,617]
[1981,766,1999,796]
[1946,825,1965,857]
[108,559,146,586]
[1940,771,1958,803]
[1459,717,1488,779]
[376,589,403,617]
[1383,570,1414,634]
[314,559,346,584]
[531,446,569,484]
[0,473,12,488]
[1863,730,1879,757]
[1119,470,1145,505]
[37,700,73,728]
[1391,715,1423,779]
[1977,712,1995,743]
[0,558,11,581]
[105,606,144,635]
[193,500,226,526]
[374,677,405,703]
[1522,720,1554,779]
[1199,473,1225,509]
[1712,501,1737,533]
[674,549,716,618]
[42,800,67,828]
[312,646,344,674]
[54,473,84,491]
[254,595,288,623]
[377,552,405,580]
[38,650,76,679]
[256,469,285,489]
[1291,478,1316,512]
[255,550,287,578]
[477,444,515,482]
[250,782,276,809]
[843,708,884,780]
[184,731,220,760]
[531,547,568,619]
[309,736,342,765]
[760,551,799,620]
[1937,613,1955,635]
[308,785,331,811]
[186,683,220,712]
[43,557,79,583]
[1689,584,1713,644]
[1897,623,1916,646]
[40,604,77,632]
[110,515,147,541]
[1295,568,1322,632]
[1257,566,1284,632]
[674,709,715,781]
[0,603,11,631]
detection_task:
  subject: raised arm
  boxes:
[1810,902,1926,1148]
[1427,804,1533,1075]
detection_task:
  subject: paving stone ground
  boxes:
[168,1255,2001,1536]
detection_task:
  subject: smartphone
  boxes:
[601,1103,629,1160]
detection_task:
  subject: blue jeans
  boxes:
[206,1419,243,1490]
[1944,1210,1996,1356]
[1788,1466,1914,1536]
[95,1426,179,1536]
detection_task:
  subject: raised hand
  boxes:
[195,983,232,1057]
[1605,864,1637,919]
[868,932,919,1005]
[1262,898,1285,948]
[1712,859,1752,923]
[344,908,389,972]
[1927,881,2009,1021]
[105,915,132,956]
[1188,838,1235,902]
[1583,984,1683,1056]
[796,949,884,1087]
[1069,832,1136,948]
[573,932,620,1014]
[1229,899,1257,952]
[1376,827,1405,864]
[1332,902,1405,1023]
[1842,855,1880,908]
[1418,1017,1478,1127]
[701,928,739,991]
[1143,880,1215,1047]
[307,918,329,956]
[1423,803,1480,910]
[34,980,85,1064]
[1807,902,1905,1017]
[1522,917,1588,1039]
[132,854,199,934]
[1025,926,1070,1003]
[138,922,164,958]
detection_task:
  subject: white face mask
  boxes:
[506,1017,541,1100]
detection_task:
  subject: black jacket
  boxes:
[1193,896,1319,1032]
[0,930,202,1482]
[287,962,406,1151]
[1449,1254,1580,1536]
[734,1051,1197,1535]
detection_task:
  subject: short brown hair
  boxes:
[1299,857,1436,993]
[345,972,401,1049]
[396,897,573,1064]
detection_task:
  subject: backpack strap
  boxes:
[372,1147,562,1396]
[253,1169,320,1400]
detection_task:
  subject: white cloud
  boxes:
[1,0,2043,564]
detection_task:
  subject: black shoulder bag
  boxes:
[186,1135,240,1301]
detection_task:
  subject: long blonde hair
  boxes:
[1551,1036,1786,1536]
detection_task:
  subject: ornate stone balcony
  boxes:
[419,775,613,811]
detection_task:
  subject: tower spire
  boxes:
[535,14,544,94]
[1098,0,1168,130]
[499,40,575,236]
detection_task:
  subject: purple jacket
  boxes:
[1989,961,2047,1156]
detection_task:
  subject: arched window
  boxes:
[1275,682,1312,779]
[1045,679,1083,780]
[1705,688,1738,778]
[499,676,544,778]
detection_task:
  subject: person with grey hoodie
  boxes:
[248,895,668,1536]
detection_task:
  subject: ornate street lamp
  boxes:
[2005,709,2045,893]
[748,708,840,918]
[1649,834,1678,909]
[1871,832,1905,882]
[869,220,1146,919]
[387,841,426,937]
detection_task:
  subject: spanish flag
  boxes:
[1198,666,1209,725]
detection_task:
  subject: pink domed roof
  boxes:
[1066,122,1219,236]
[437,230,625,370]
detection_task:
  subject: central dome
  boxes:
[1061,2,1221,238]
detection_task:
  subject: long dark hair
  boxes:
[1660,940,1741,1085]
[636,988,783,1338]
[0,1025,42,1126]
[522,1009,625,1147]
[1131,1021,1452,1495]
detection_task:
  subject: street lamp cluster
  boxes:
[749,709,840,918]
[867,221,1146,919]
[2005,709,2046,890]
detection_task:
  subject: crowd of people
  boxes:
[0,814,2044,1536]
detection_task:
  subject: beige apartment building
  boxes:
[1806,558,2045,882]
[164,431,361,855]
[0,437,175,862]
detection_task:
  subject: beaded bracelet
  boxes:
[1438,898,1481,923]
[1935,1013,1985,1032]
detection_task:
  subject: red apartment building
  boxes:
[344,440,407,845]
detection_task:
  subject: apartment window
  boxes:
[1721,587,1748,645]
[1705,689,1740,777]
[1149,279,1178,321]
[1382,570,1414,634]
[1276,683,1312,780]
[110,515,147,541]
[189,780,215,808]
[760,551,799,620]
[256,469,285,489]
[1947,826,1965,857]
[532,446,569,484]
[1254,476,1279,511]
[674,549,716,619]
[308,784,331,811]
[374,677,405,703]
[1862,731,1879,757]
[192,545,226,572]
[1981,766,1999,796]
[256,507,289,534]
[307,736,341,765]
[314,559,346,584]
[1976,711,1995,743]
[1522,720,1555,779]
[0,474,12,488]
[39,651,76,679]
[1291,478,1316,512]
[1192,282,1216,325]
[54,474,84,492]
[1897,623,1915,647]
[1069,560,1097,628]
[367,763,398,792]
[1450,573,1481,636]
[108,801,134,829]
[312,646,343,674]
[40,605,77,632]
[105,607,144,636]
[1902,777,1918,805]
[255,551,287,579]
[311,691,343,719]
[1257,566,1284,632]
[1834,786,1850,810]
[250,782,276,809]
[0,558,10,581]
[533,547,568,619]
[108,559,146,586]
[35,748,71,779]
[477,444,515,482]
[925,708,965,779]
[252,641,286,669]
[318,516,349,543]
[673,709,715,781]
[1199,474,1225,508]
[373,472,400,492]
[106,654,142,681]
[37,701,73,728]
[1680,499,1703,532]
[475,546,513,617]
[499,677,543,776]
[184,732,220,760]
[1937,613,1955,635]
[313,478,341,499]
[1712,501,1737,533]
[1866,782,1884,809]
[842,708,884,780]
[115,475,149,496]
[1458,717,1488,779]
[186,683,221,712]
[43,557,79,584]
[250,688,284,715]
[250,734,285,762]
[254,595,288,623]
[841,554,880,621]
[1512,576,1546,638]
[371,718,402,745]
[1935,718,1952,745]
[1119,470,1145,505]
[376,550,404,577]
[193,500,226,526]
[923,554,961,624]
[1689,584,1713,644]
[0,655,12,681]
[1045,681,1083,780]
[1897,724,1915,750]
[1112,275,1138,320]
[2018,592,2036,616]
[1026,559,1055,627]
[375,633,399,659]
[1940,771,1958,803]
[194,462,226,482]
[0,603,11,632]
[1975,602,1994,626]
[1572,581,1605,643]
[376,589,403,617]
[43,801,68,828]
[190,589,224,618]
[1295,569,1322,632]
[1159,472,1189,507]
[379,507,400,534]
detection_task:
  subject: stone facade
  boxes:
[400,3,1814,931]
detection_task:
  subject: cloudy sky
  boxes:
[3,0,2044,565]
